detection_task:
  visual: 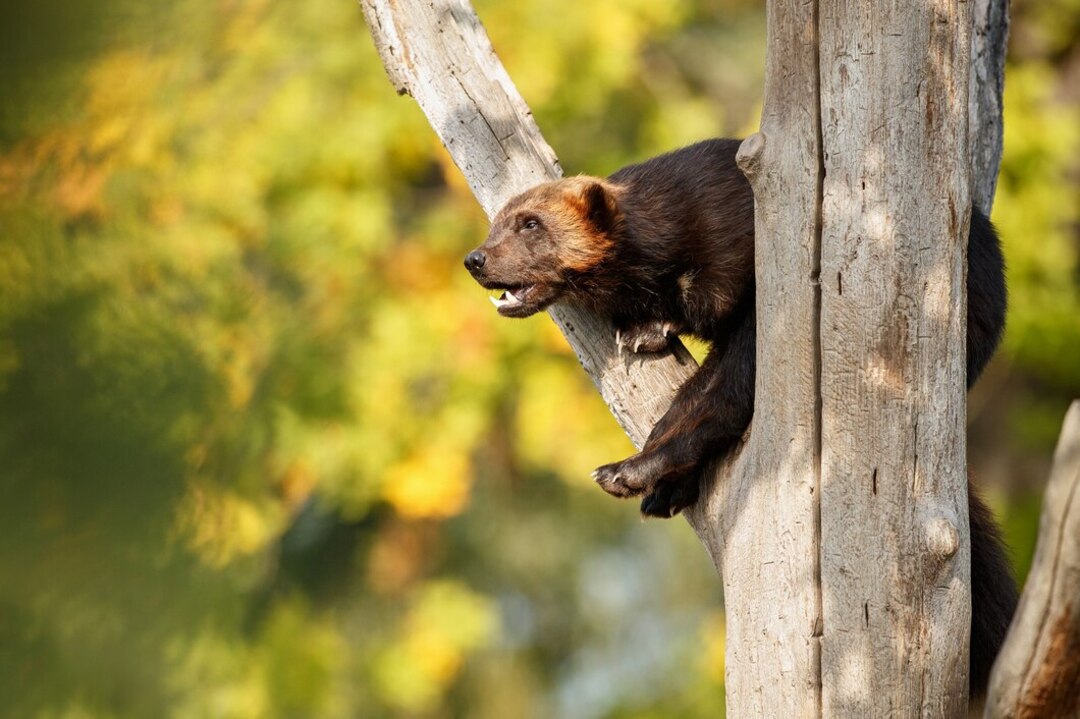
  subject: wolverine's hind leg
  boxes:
[594,309,755,517]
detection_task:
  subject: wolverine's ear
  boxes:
[577,180,620,233]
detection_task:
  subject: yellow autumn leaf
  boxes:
[382,447,472,519]
[404,625,463,684]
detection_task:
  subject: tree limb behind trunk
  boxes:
[970,0,1010,215]
[985,401,1080,719]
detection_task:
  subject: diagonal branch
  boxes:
[985,401,1080,719]
[359,0,697,451]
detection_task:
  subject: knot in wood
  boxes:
[925,517,960,559]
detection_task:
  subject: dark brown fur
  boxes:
[465,138,1016,696]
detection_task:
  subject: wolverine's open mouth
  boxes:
[484,283,556,318]
[489,285,533,311]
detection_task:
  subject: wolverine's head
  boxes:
[464,176,621,317]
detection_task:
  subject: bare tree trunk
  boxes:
[363,0,985,713]
[685,0,822,711]
[985,401,1080,719]
[815,0,974,712]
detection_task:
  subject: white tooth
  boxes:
[489,290,525,310]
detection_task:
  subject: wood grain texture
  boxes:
[985,401,1080,719]
[817,0,973,714]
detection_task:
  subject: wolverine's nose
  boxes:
[464,250,486,273]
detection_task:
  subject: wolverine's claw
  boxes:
[619,321,675,355]
[593,462,639,498]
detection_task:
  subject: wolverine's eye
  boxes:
[522,218,540,231]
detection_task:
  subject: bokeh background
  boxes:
[1,0,1077,716]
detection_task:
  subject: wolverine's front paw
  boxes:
[616,321,678,355]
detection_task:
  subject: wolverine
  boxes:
[463,138,1016,695]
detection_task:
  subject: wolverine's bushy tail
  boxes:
[968,479,1019,697]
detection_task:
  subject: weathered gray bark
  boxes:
[362,0,986,713]
[686,1,822,710]
[985,401,1080,719]
[970,0,1010,214]
[816,0,974,712]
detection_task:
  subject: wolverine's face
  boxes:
[464,177,619,318]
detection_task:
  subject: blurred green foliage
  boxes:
[0,0,1076,717]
